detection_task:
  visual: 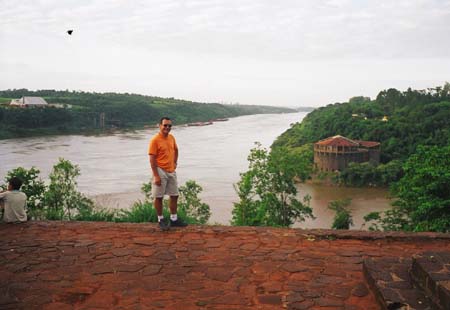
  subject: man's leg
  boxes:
[154,197,163,216]
[169,195,178,215]
[166,172,186,227]
[152,168,170,230]
[154,197,169,231]
[169,195,187,227]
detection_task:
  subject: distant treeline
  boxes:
[0,89,295,139]
[273,83,450,186]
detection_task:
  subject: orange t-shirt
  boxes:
[148,133,178,172]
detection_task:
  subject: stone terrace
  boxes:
[1,221,449,310]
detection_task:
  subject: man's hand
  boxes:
[153,175,161,186]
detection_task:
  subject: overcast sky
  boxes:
[1,0,449,107]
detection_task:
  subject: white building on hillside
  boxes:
[10,96,48,107]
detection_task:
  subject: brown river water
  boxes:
[0,112,391,228]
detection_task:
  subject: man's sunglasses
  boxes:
[163,124,172,128]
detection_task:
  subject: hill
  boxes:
[273,84,450,164]
[0,89,295,139]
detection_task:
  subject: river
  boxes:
[0,112,391,228]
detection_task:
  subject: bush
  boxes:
[178,180,211,224]
[328,199,353,229]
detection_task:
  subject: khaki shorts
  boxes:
[152,167,179,198]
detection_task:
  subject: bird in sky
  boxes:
[67,30,73,35]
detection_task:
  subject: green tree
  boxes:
[178,180,211,224]
[232,143,314,227]
[339,162,377,187]
[43,158,94,220]
[328,198,353,229]
[364,145,450,232]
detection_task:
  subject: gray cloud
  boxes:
[1,0,449,106]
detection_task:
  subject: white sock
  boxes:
[158,215,164,222]
[170,214,177,221]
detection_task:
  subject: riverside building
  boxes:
[314,135,380,172]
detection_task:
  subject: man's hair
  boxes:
[8,177,23,190]
[159,117,171,124]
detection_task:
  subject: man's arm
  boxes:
[149,154,161,186]
[0,191,6,209]
[174,146,178,170]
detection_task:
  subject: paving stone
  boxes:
[91,264,115,275]
[257,294,282,305]
[75,240,96,247]
[327,286,353,299]
[116,264,146,273]
[82,291,117,309]
[154,250,176,261]
[204,240,222,248]
[111,248,133,257]
[0,294,19,307]
[351,282,369,297]
[206,267,234,282]
[43,302,74,310]
[39,271,64,282]
[282,262,308,273]
[251,261,279,274]
[131,237,155,246]
[315,296,344,307]
[287,299,315,310]
[94,253,115,260]
[258,281,283,293]
[286,292,306,303]
[212,293,248,305]
[240,243,259,251]
[289,271,315,282]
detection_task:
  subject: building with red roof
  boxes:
[314,135,380,171]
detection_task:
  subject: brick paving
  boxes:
[1,221,449,310]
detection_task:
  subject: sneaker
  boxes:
[170,218,188,227]
[158,218,170,231]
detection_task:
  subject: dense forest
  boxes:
[273,84,450,184]
[0,89,295,139]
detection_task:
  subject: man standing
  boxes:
[148,117,187,230]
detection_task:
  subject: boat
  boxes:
[187,121,213,127]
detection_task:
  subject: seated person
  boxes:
[0,177,27,223]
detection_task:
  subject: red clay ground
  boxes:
[1,221,449,310]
